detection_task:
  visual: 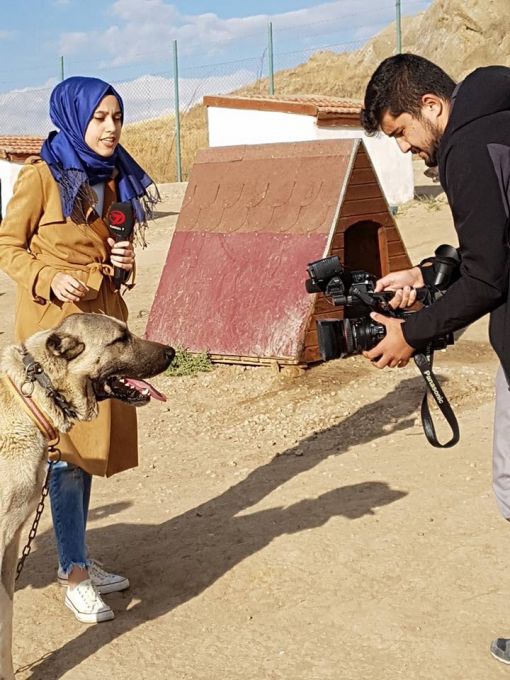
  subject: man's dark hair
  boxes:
[361,53,456,134]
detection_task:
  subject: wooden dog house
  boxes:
[145,138,412,365]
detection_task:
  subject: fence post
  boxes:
[60,56,65,81]
[172,39,182,182]
[395,0,402,53]
[268,21,275,95]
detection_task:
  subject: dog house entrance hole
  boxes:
[343,220,386,278]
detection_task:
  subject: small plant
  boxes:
[166,348,212,376]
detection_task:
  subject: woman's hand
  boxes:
[107,238,135,271]
[51,273,89,303]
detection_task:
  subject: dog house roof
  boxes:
[0,136,43,161]
[178,139,356,235]
[203,94,362,124]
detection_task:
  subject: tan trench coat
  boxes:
[0,157,138,477]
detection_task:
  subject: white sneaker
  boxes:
[65,579,115,623]
[58,560,130,594]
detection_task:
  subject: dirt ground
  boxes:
[4,162,510,680]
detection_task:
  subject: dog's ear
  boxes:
[46,332,85,361]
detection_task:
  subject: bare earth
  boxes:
[5,166,510,680]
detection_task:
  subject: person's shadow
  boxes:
[17,375,428,679]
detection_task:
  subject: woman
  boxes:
[0,76,158,623]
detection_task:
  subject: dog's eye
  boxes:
[108,331,130,346]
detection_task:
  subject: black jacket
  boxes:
[403,66,510,378]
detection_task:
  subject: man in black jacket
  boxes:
[361,53,510,664]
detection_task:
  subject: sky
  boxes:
[0,0,433,133]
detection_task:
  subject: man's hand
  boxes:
[375,266,424,310]
[362,313,415,368]
[388,285,418,310]
[107,238,135,271]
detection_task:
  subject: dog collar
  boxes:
[0,374,59,444]
[19,345,78,420]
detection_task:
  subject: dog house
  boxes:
[145,138,412,365]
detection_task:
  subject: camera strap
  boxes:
[413,346,460,448]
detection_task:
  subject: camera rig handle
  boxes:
[349,286,431,316]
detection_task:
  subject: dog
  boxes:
[0,312,174,680]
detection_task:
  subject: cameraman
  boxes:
[360,53,510,664]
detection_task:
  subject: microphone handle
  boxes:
[113,233,128,291]
[107,201,135,291]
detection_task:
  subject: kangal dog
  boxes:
[0,313,174,680]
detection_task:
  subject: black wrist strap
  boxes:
[413,346,460,448]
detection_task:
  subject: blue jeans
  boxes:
[48,460,92,575]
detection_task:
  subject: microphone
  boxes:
[107,202,134,291]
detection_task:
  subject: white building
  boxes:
[0,137,43,219]
[203,94,413,207]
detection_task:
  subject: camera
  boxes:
[305,245,460,361]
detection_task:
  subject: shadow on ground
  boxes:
[414,185,444,199]
[17,376,428,678]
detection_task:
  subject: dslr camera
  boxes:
[305,245,460,361]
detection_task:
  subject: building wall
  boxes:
[315,125,413,206]
[0,159,23,218]
[207,107,316,146]
[207,106,413,206]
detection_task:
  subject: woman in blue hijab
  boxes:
[0,76,159,624]
[41,76,158,230]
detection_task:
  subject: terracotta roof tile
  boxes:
[0,136,44,160]
[203,94,362,120]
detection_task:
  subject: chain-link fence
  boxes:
[0,0,430,181]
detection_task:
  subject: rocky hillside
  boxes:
[241,0,510,99]
[124,0,510,181]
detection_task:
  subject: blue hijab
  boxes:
[40,76,157,224]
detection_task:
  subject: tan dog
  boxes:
[0,313,174,680]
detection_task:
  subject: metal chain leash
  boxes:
[16,443,61,581]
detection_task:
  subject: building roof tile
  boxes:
[0,136,44,160]
[203,94,362,123]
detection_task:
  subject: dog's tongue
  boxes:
[124,378,167,402]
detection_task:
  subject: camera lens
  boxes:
[338,318,386,357]
[316,317,386,360]
[352,318,386,353]
[341,319,355,356]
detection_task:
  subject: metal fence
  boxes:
[0,0,429,181]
